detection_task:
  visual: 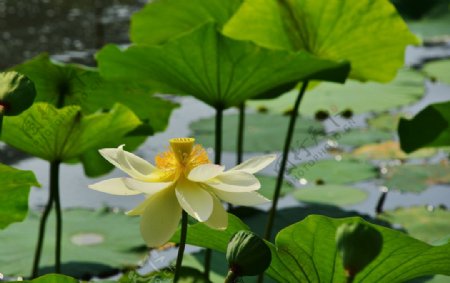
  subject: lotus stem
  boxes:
[174,211,188,282]
[31,162,56,278]
[0,108,3,137]
[263,81,309,240]
[52,160,62,273]
[237,102,245,164]
[224,269,239,283]
[376,186,389,214]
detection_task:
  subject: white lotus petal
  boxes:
[88,178,141,196]
[204,195,228,230]
[99,145,157,180]
[214,190,270,206]
[175,179,213,222]
[126,196,152,216]
[206,171,260,192]
[188,164,225,182]
[140,187,181,247]
[124,178,173,195]
[229,154,277,174]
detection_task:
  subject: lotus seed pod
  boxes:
[226,230,271,276]
[336,220,383,278]
[0,71,36,116]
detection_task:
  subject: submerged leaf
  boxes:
[97,23,350,109]
[0,164,40,230]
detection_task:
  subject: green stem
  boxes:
[347,275,355,283]
[204,106,224,280]
[52,160,62,273]
[263,81,309,241]
[236,102,245,164]
[31,163,55,278]
[224,269,239,283]
[0,108,3,137]
[174,211,188,282]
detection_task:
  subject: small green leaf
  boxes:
[0,71,36,116]
[1,102,141,162]
[0,208,146,278]
[289,159,377,185]
[293,185,368,206]
[423,59,450,85]
[189,113,325,152]
[0,164,40,230]
[332,128,393,147]
[224,0,418,82]
[131,0,242,45]
[97,23,350,109]
[383,163,450,193]
[399,101,450,153]
[379,206,450,244]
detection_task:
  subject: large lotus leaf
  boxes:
[131,0,242,45]
[379,206,450,244]
[257,174,295,199]
[351,141,437,160]
[399,101,450,153]
[13,54,177,133]
[249,69,424,115]
[173,213,450,282]
[293,185,368,206]
[331,128,393,147]
[0,208,146,278]
[423,60,450,85]
[97,23,350,109]
[383,163,450,193]
[224,0,418,82]
[0,164,40,230]
[0,71,36,116]
[17,274,78,283]
[1,102,141,162]
[289,159,377,185]
[189,112,325,152]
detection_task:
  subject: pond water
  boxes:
[1,0,450,281]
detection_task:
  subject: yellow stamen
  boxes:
[170,137,195,164]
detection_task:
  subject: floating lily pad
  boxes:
[249,69,424,115]
[331,129,393,147]
[423,59,450,85]
[379,206,450,244]
[256,175,295,199]
[289,159,377,185]
[19,274,78,283]
[0,208,146,278]
[368,113,405,132]
[352,141,437,160]
[0,164,40,230]
[189,113,325,152]
[293,185,368,206]
[383,163,450,193]
[408,13,450,41]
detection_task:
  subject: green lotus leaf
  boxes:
[249,69,424,115]
[331,128,393,147]
[257,174,295,199]
[293,185,368,206]
[1,102,141,162]
[379,206,450,244]
[0,208,146,278]
[0,164,40,230]
[407,12,450,40]
[224,0,419,82]
[16,274,78,283]
[0,71,36,116]
[97,23,350,109]
[423,59,450,85]
[383,163,450,193]
[131,0,242,45]
[289,159,377,185]
[399,101,450,153]
[189,112,325,152]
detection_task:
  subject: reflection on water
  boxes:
[0,0,145,69]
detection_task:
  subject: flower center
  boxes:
[170,137,195,165]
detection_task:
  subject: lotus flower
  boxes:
[89,138,275,247]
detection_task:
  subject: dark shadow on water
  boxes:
[39,261,120,280]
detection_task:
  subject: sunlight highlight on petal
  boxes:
[176,179,213,221]
[206,171,260,192]
[124,178,173,195]
[188,164,225,182]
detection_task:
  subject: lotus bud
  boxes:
[226,230,271,280]
[336,220,383,280]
